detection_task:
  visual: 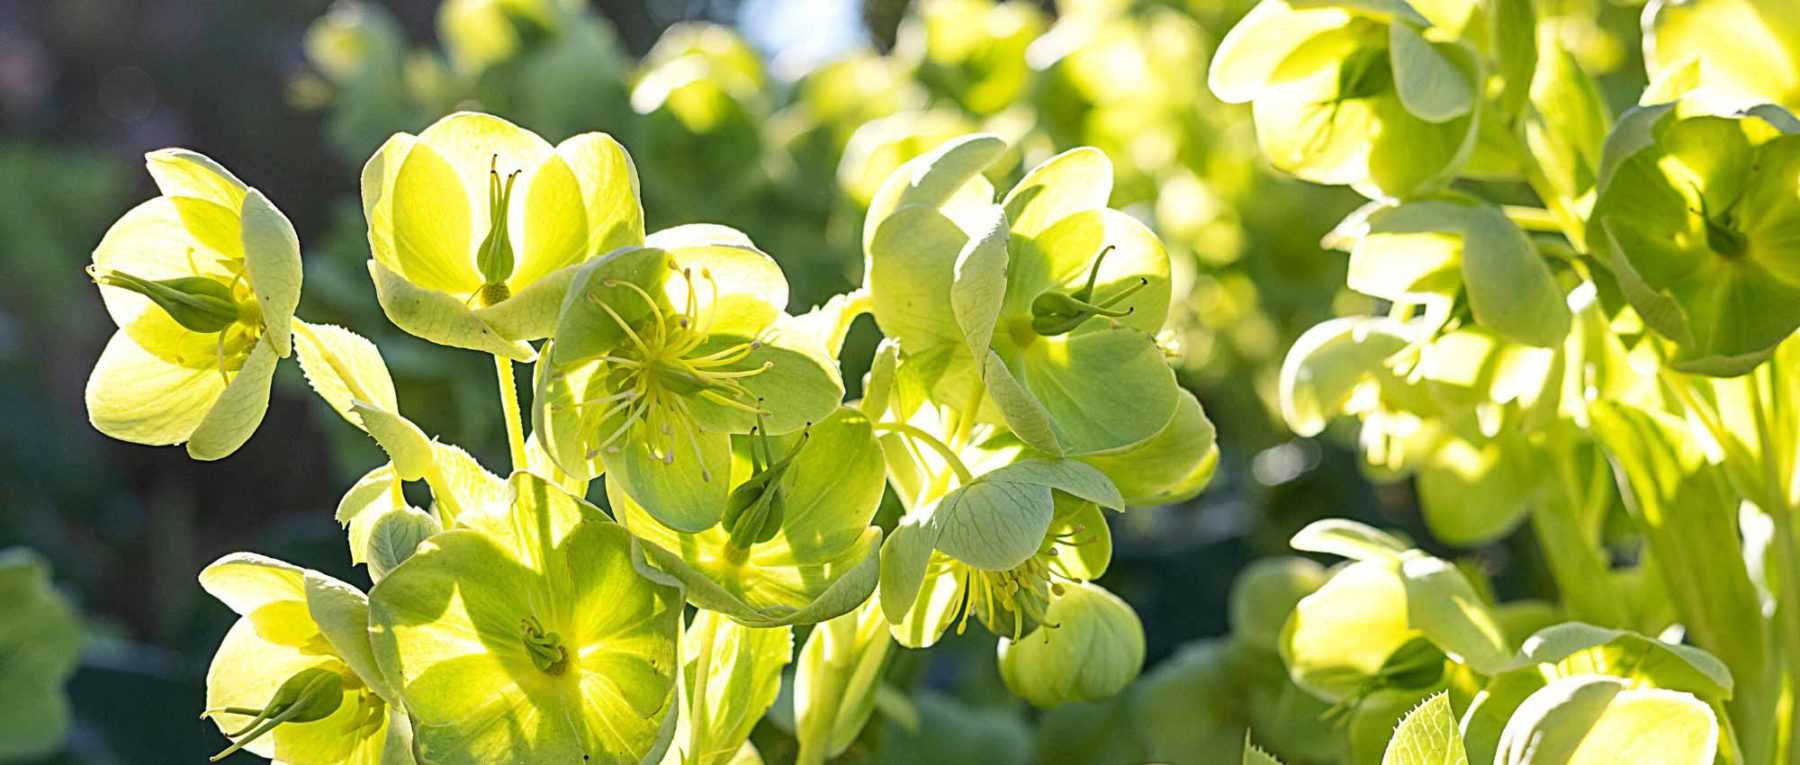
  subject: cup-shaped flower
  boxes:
[536,229,843,531]
[1462,622,1733,764]
[1589,102,1800,375]
[1280,521,1512,712]
[879,458,1122,648]
[864,138,1181,457]
[86,150,302,460]
[996,581,1144,707]
[0,549,82,762]
[1208,0,1482,199]
[1645,0,1800,113]
[368,473,682,765]
[361,111,644,359]
[197,553,413,764]
[610,406,885,626]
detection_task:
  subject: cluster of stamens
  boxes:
[570,261,772,481]
[949,523,1096,641]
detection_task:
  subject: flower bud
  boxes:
[201,666,345,761]
[997,582,1144,707]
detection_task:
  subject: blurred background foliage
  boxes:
[0,0,1650,762]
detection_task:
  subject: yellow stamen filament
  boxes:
[569,261,775,477]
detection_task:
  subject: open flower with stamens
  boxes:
[1207,0,1483,199]
[863,137,1184,458]
[886,490,1116,648]
[361,111,643,359]
[1589,100,1800,375]
[86,149,302,460]
[610,406,887,627]
[535,226,844,531]
[198,553,413,764]
[861,339,1121,647]
[369,473,683,765]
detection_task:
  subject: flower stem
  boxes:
[872,421,975,485]
[494,355,527,473]
[1502,205,1565,234]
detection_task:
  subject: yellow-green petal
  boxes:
[85,331,227,446]
[188,334,280,460]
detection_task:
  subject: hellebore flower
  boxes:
[864,136,1182,458]
[1590,101,1800,375]
[198,553,413,764]
[86,149,302,460]
[1208,0,1482,199]
[0,549,82,762]
[1645,0,1800,113]
[1279,521,1511,711]
[369,473,683,765]
[361,111,643,359]
[535,226,843,531]
[609,406,886,626]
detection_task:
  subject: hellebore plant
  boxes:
[79,95,1214,762]
[1210,0,1800,762]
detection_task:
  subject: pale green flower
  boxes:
[361,111,643,359]
[86,149,301,460]
[369,473,682,764]
[198,553,413,765]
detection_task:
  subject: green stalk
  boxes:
[494,354,527,474]
[1529,448,1627,628]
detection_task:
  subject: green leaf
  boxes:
[1245,738,1284,765]
[1381,692,1467,765]
[293,319,398,431]
[353,403,436,482]
[1389,23,1474,123]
